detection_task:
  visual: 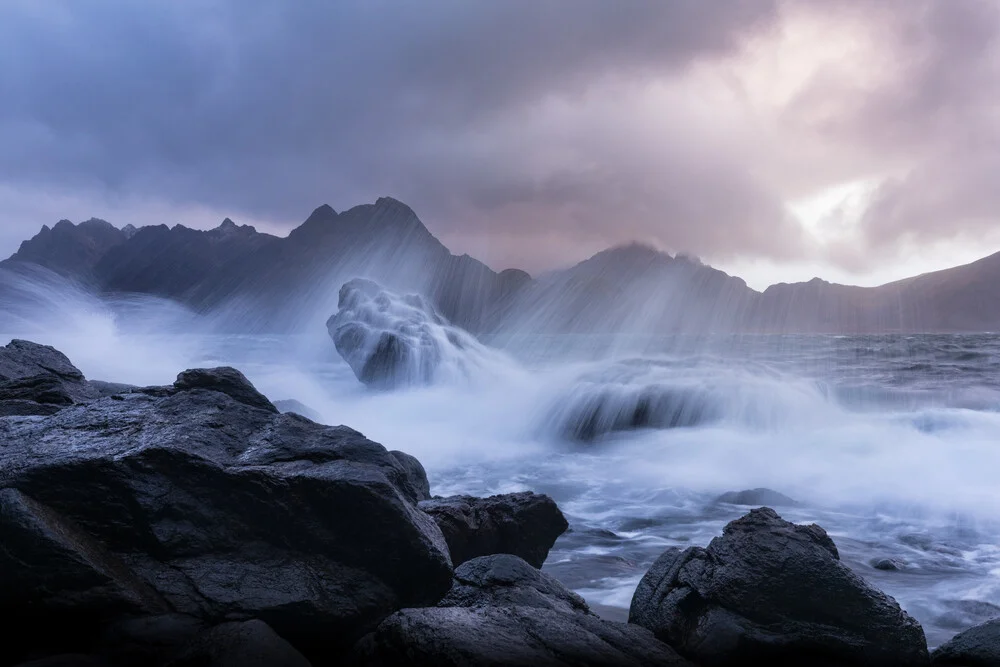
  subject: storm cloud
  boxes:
[1,0,999,277]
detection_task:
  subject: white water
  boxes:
[2,267,999,648]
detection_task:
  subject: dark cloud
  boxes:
[0,0,787,271]
[3,0,999,277]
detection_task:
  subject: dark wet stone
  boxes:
[352,554,693,666]
[629,507,929,667]
[931,619,1000,666]
[163,619,312,667]
[173,367,278,413]
[419,491,568,567]
[0,360,452,659]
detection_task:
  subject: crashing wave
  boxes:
[540,358,834,442]
[326,278,506,389]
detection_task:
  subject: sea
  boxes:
[2,276,999,649]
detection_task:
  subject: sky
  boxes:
[2,0,1000,291]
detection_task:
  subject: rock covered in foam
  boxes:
[629,507,929,666]
[326,278,499,389]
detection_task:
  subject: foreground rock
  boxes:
[326,278,502,389]
[0,363,452,663]
[0,339,102,415]
[162,620,311,667]
[629,507,929,666]
[419,491,568,567]
[352,554,693,666]
[931,619,1000,666]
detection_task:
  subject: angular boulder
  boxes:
[931,619,1000,666]
[352,554,693,667]
[419,492,568,567]
[0,360,453,661]
[389,450,431,502]
[0,339,100,413]
[629,507,929,667]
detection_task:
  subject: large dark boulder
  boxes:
[0,340,101,413]
[0,361,453,662]
[931,619,1000,666]
[173,367,277,413]
[419,492,568,567]
[162,620,312,667]
[629,507,929,667]
[389,450,431,502]
[439,553,591,614]
[0,339,86,382]
[352,554,693,667]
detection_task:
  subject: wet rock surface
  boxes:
[419,491,568,567]
[352,554,694,667]
[930,619,1000,666]
[0,347,452,663]
[629,507,929,666]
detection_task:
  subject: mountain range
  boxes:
[4,196,1000,334]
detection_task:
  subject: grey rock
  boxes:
[354,554,692,666]
[439,554,590,615]
[163,619,312,667]
[0,358,453,658]
[931,619,1000,666]
[629,507,929,667]
[419,492,568,567]
[173,367,277,413]
[715,488,799,507]
[351,606,692,667]
[0,339,86,383]
[389,450,431,501]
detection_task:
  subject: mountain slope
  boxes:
[8,199,1000,334]
[0,197,528,333]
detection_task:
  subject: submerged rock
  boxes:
[326,278,500,389]
[0,359,453,661]
[931,619,1000,666]
[715,488,799,507]
[352,554,693,667]
[419,492,568,567]
[629,507,929,666]
[872,558,906,572]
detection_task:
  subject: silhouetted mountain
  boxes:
[7,218,127,282]
[8,199,1000,334]
[1,197,528,333]
[487,242,754,334]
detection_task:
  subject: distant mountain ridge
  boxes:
[5,197,1000,333]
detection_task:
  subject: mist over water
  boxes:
[2,267,999,648]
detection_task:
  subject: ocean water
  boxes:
[2,279,1000,649]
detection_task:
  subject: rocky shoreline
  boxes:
[0,339,996,667]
